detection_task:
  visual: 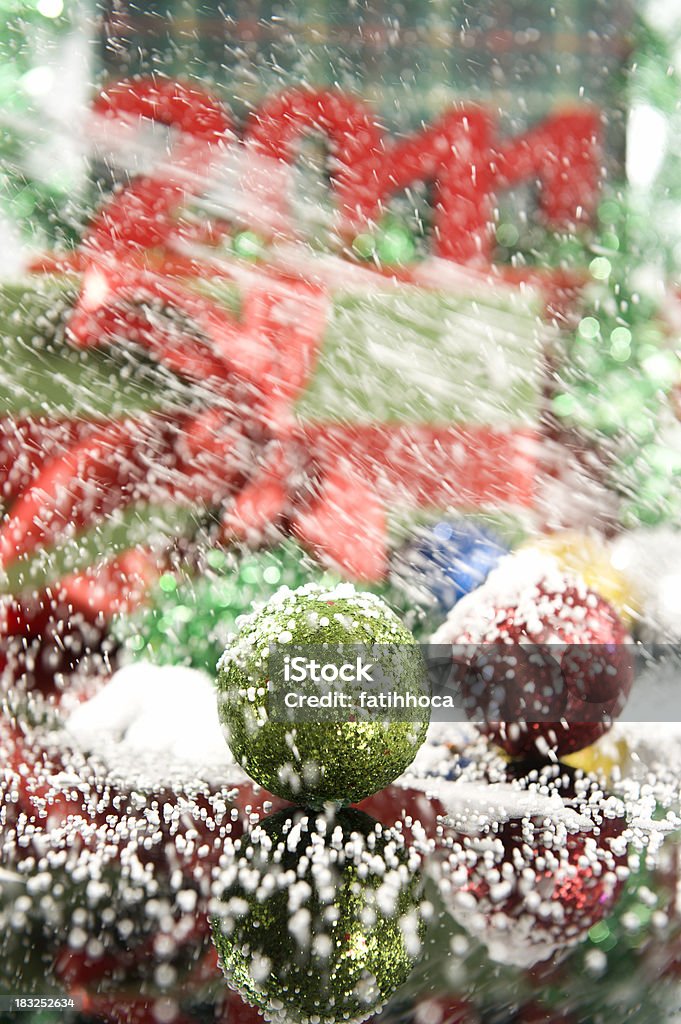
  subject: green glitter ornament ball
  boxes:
[115,542,340,673]
[212,806,425,1024]
[216,583,430,805]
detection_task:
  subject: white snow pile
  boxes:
[64,661,247,789]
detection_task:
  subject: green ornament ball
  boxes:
[232,228,266,261]
[376,221,416,265]
[216,583,429,805]
[115,542,340,673]
[211,806,425,1024]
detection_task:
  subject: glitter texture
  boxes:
[435,768,629,968]
[115,541,339,673]
[211,806,425,1024]
[433,550,634,758]
[216,583,429,805]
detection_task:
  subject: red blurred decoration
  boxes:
[0,592,113,696]
[2,711,289,1016]
[86,78,232,259]
[246,89,600,263]
[358,783,445,846]
[1,74,602,633]
[512,1003,578,1024]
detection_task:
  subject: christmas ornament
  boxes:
[1,715,223,1010]
[1,591,112,695]
[432,550,634,758]
[211,805,425,1024]
[375,220,417,266]
[391,519,507,615]
[232,229,266,260]
[115,542,339,674]
[436,769,629,969]
[3,9,681,1022]
[0,676,288,1013]
[521,530,637,625]
[350,219,417,266]
[216,582,429,805]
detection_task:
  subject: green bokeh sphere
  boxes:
[211,806,425,1024]
[216,583,429,805]
[115,542,340,673]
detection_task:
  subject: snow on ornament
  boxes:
[436,782,629,970]
[211,806,426,1024]
[520,530,638,626]
[424,747,681,980]
[432,550,634,759]
[0,669,290,1014]
[216,582,430,806]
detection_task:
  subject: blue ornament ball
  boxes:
[391,520,508,614]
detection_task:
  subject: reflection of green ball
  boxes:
[216,583,429,805]
[212,807,425,1024]
[115,542,339,673]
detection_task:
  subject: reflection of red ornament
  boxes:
[2,710,288,1016]
[215,992,268,1024]
[358,784,445,845]
[438,794,628,968]
[435,555,633,758]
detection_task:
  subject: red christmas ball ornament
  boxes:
[358,784,446,846]
[433,550,634,758]
[1,592,113,697]
[436,773,629,969]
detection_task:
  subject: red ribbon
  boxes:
[1,76,550,616]
[245,88,600,263]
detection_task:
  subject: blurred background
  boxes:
[2,3,681,1024]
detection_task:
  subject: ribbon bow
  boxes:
[0,78,393,618]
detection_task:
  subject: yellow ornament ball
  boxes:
[520,531,638,626]
[563,737,630,777]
